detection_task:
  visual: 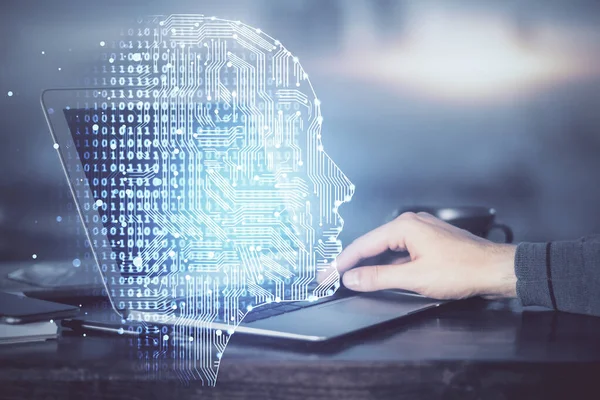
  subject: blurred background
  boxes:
[1,0,600,262]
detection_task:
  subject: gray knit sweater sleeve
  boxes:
[515,235,600,316]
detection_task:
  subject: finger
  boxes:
[316,266,339,285]
[316,254,411,284]
[342,261,423,292]
[335,217,413,275]
[387,255,412,265]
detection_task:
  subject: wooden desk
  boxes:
[1,262,600,399]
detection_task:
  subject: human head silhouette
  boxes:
[45,14,353,385]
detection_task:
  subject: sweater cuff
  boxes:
[514,242,553,309]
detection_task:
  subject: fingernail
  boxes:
[343,271,359,289]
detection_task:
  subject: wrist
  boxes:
[481,243,518,299]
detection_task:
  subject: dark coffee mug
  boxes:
[394,206,513,243]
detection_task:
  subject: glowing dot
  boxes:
[172,304,177,310]
[110,143,117,150]
[133,256,143,267]
[318,145,324,151]
[227,62,233,68]
[169,250,175,257]
[263,125,269,130]
[315,98,321,106]
[92,124,99,131]
[293,57,299,63]
[189,336,194,342]
[152,178,162,186]
[32,254,37,259]
[256,28,261,33]
[7,91,13,97]
[296,83,301,87]
[298,160,304,166]
[208,251,215,258]
[83,333,86,337]
[214,109,219,114]
[58,67,62,71]
[275,297,281,303]
[171,28,177,34]
[41,51,45,55]
[159,21,164,26]
[173,171,179,176]
[185,275,190,280]
[121,221,126,227]
[216,330,222,336]
[175,128,183,135]
[206,95,212,101]
[254,175,259,181]
[53,143,59,149]
[173,149,180,154]
[100,41,105,46]
[232,34,238,39]
[95,199,103,207]
[56,216,62,222]
[247,305,253,311]
[249,246,255,251]
[274,212,280,217]
[210,16,216,20]
[108,58,114,64]
[237,165,242,170]
[296,111,301,116]
[231,90,236,97]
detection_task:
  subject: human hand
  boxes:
[322,212,517,300]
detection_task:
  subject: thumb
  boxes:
[342,261,422,292]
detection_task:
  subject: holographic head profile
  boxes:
[51,15,354,385]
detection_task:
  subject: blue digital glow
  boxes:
[47,14,354,386]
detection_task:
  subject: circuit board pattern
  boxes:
[64,15,354,384]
